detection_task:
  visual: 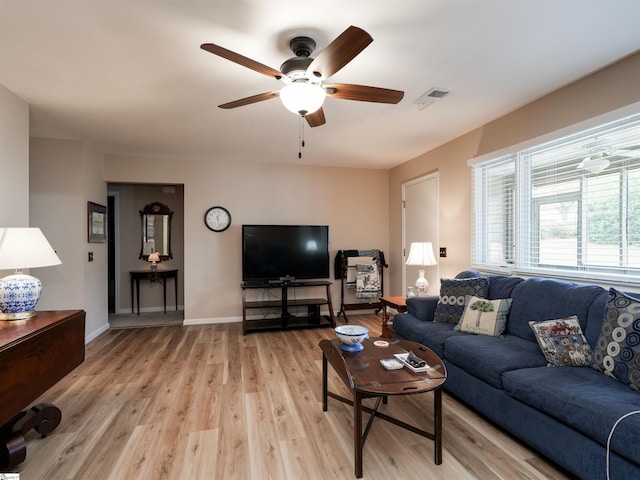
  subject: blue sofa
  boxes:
[393,270,640,479]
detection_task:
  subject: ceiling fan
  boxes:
[577,147,640,173]
[200,26,404,127]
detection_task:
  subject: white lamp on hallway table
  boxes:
[406,242,437,296]
[148,252,160,272]
[0,227,62,320]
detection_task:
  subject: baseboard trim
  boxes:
[86,323,110,343]
[183,316,241,326]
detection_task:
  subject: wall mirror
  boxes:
[139,202,173,260]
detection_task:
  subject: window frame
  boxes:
[471,111,640,287]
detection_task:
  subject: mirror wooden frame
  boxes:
[139,201,173,261]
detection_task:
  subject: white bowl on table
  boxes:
[335,325,369,352]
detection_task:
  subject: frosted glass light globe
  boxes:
[280,83,326,116]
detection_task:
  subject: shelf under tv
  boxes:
[241,280,336,334]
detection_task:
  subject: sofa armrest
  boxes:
[406,295,439,321]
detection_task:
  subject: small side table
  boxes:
[130,269,179,315]
[379,296,407,338]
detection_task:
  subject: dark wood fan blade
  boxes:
[306,26,373,79]
[305,108,326,127]
[219,91,278,109]
[325,83,404,104]
[201,43,282,79]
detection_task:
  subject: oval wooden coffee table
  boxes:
[319,337,447,478]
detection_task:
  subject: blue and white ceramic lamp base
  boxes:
[0,273,42,320]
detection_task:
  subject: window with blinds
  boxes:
[472,113,640,283]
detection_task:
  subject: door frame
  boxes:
[402,172,440,295]
[107,191,120,314]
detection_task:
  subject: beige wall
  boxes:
[104,154,390,322]
[388,52,640,295]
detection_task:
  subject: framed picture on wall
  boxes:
[88,201,107,243]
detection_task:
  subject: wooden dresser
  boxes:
[0,310,86,470]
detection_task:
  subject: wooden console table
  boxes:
[130,269,178,315]
[0,310,86,470]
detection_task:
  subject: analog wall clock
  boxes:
[204,206,231,232]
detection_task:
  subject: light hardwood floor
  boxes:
[13,314,574,479]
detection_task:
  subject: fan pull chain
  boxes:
[298,115,306,159]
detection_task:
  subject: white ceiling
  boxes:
[1,1,639,169]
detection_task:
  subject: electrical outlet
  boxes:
[439,247,447,257]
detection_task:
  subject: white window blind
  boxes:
[472,113,640,283]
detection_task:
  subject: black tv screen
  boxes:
[242,225,330,282]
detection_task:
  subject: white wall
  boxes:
[30,138,108,340]
[0,84,29,226]
[0,86,108,341]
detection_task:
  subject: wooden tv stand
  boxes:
[0,310,86,470]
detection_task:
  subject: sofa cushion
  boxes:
[502,366,640,465]
[507,277,605,342]
[405,295,439,321]
[529,316,593,367]
[592,288,640,392]
[393,313,460,358]
[487,275,525,300]
[454,270,525,299]
[455,296,512,336]
[443,333,546,389]
[434,276,489,324]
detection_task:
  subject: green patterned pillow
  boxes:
[591,289,640,391]
[434,277,489,324]
[455,296,512,336]
[530,316,592,367]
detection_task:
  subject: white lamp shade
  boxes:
[405,242,437,267]
[0,227,61,320]
[279,82,326,115]
[148,253,160,262]
[0,227,61,270]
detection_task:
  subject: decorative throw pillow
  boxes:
[591,289,640,392]
[530,316,592,367]
[455,296,513,336]
[434,277,489,324]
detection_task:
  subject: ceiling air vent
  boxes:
[414,88,450,110]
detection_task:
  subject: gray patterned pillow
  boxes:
[434,277,489,323]
[591,288,640,391]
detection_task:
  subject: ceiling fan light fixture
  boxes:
[577,156,610,174]
[279,82,326,116]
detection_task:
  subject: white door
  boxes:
[402,173,439,295]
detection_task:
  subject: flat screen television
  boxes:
[242,225,330,282]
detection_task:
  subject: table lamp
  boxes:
[0,227,62,320]
[405,242,437,296]
[148,252,160,271]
